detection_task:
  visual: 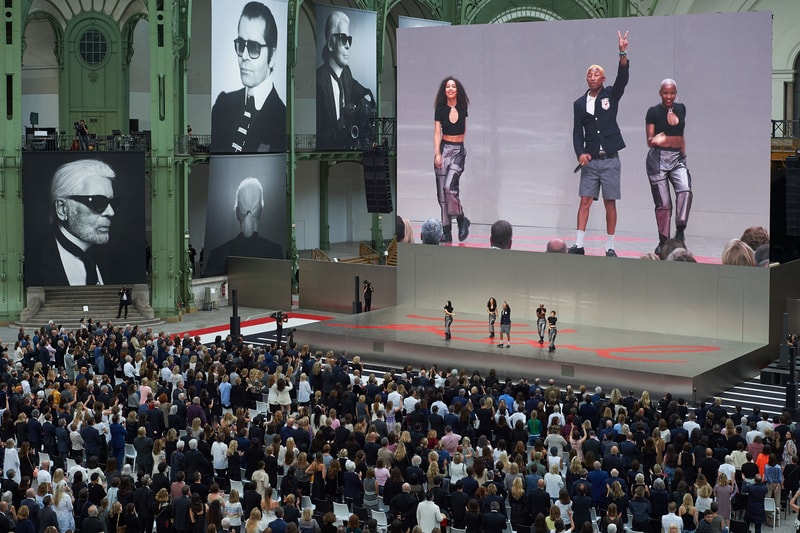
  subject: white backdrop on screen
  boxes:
[211,0,288,106]
[397,12,771,243]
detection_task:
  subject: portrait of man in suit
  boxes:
[24,153,146,288]
[30,159,118,286]
[316,9,375,150]
[211,1,286,153]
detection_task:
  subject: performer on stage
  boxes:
[444,300,454,340]
[498,301,511,348]
[434,77,470,243]
[570,30,629,257]
[646,78,692,255]
[536,303,547,344]
[548,310,558,352]
[487,297,498,339]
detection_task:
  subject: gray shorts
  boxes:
[579,155,621,200]
[500,324,510,335]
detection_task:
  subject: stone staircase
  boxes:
[16,284,163,329]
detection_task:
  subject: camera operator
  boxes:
[75,120,90,150]
[271,310,289,346]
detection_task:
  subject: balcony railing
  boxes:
[772,119,800,138]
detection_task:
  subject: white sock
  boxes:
[606,234,615,250]
[576,230,586,248]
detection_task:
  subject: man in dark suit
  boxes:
[482,501,508,533]
[527,478,552,521]
[27,159,119,286]
[117,285,131,319]
[82,505,105,533]
[315,10,374,150]
[211,1,286,153]
[569,31,630,257]
[38,495,60,533]
[134,475,155,533]
[20,488,39,527]
[742,474,768,533]
[172,486,192,533]
[202,177,283,276]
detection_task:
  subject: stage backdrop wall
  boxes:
[227,257,292,310]
[23,152,147,287]
[299,259,397,314]
[397,12,771,249]
[396,243,769,344]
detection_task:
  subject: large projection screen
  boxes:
[210,0,288,153]
[397,13,771,256]
[23,152,147,287]
[202,154,288,277]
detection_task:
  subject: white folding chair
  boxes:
[38,452,51,467]
[125,443,136,466]
[372,510,388,533]
[765,497,779,527]
[301,495,315,511]
[334,502,351,524]
[230,480,244,497]
[256,401,268,412]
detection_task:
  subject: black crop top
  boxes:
[645,103,686,136]
[435,103,468,136]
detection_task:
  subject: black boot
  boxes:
[440,225,453,243]
[675,226,685,246]
[445,333,451,340]
[457,216,471,242]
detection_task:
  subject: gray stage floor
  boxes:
[294,306,766,400]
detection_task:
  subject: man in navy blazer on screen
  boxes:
[211,1,286,153]
[569,31,629,258]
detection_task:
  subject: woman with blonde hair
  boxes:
[109,501,124,533]
[679,492,697,533]
[54,483,75,533]
[244,508,261,533]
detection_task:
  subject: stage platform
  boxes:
[294,306,768,400]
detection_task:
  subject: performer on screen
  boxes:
[444,300,454,341]
[498,301,511,348]
[434,77,471,243]
[536,304,547,344]
[487,297,497,339]
[548,310,558,352]
[646,78,692,255]
[570,31,629,257]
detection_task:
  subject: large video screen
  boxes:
[202,153,288,277]
[315,5,377,151]
[23,152,147,286]
[211,0,288,153]
[397,12,771,259]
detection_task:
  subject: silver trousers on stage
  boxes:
[549,327,558,349]
[646,147,692,242]
[537,317,546,340]
[444,315,453,335]
[435,142,466,223]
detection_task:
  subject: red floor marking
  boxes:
[176,312,334,338]
[326,314,717,364]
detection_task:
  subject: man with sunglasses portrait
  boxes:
[316,10,375,150]
[28,159,118,286]
[211,1,286,153]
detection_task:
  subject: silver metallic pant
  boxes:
[435,142,466,223]
[646,147,692,241]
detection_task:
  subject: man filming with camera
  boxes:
[75,120,89,150]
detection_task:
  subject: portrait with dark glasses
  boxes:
[316,7,376,151]
[211,1,287,154]
[22,154,146,287]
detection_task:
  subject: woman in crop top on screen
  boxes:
[645,78,693,255]
[434,77,470,243]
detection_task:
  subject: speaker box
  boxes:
[129,119,139,133]
[363,148,393,213]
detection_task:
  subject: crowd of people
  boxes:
[0,323,793,533]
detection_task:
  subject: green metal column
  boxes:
[176,0,194,311]
[0,0,25,323]
[319,162,330,250]
[608,0,631,18]
[288,0,300,287]
[148,0,185,318]
[370,0,390,253]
